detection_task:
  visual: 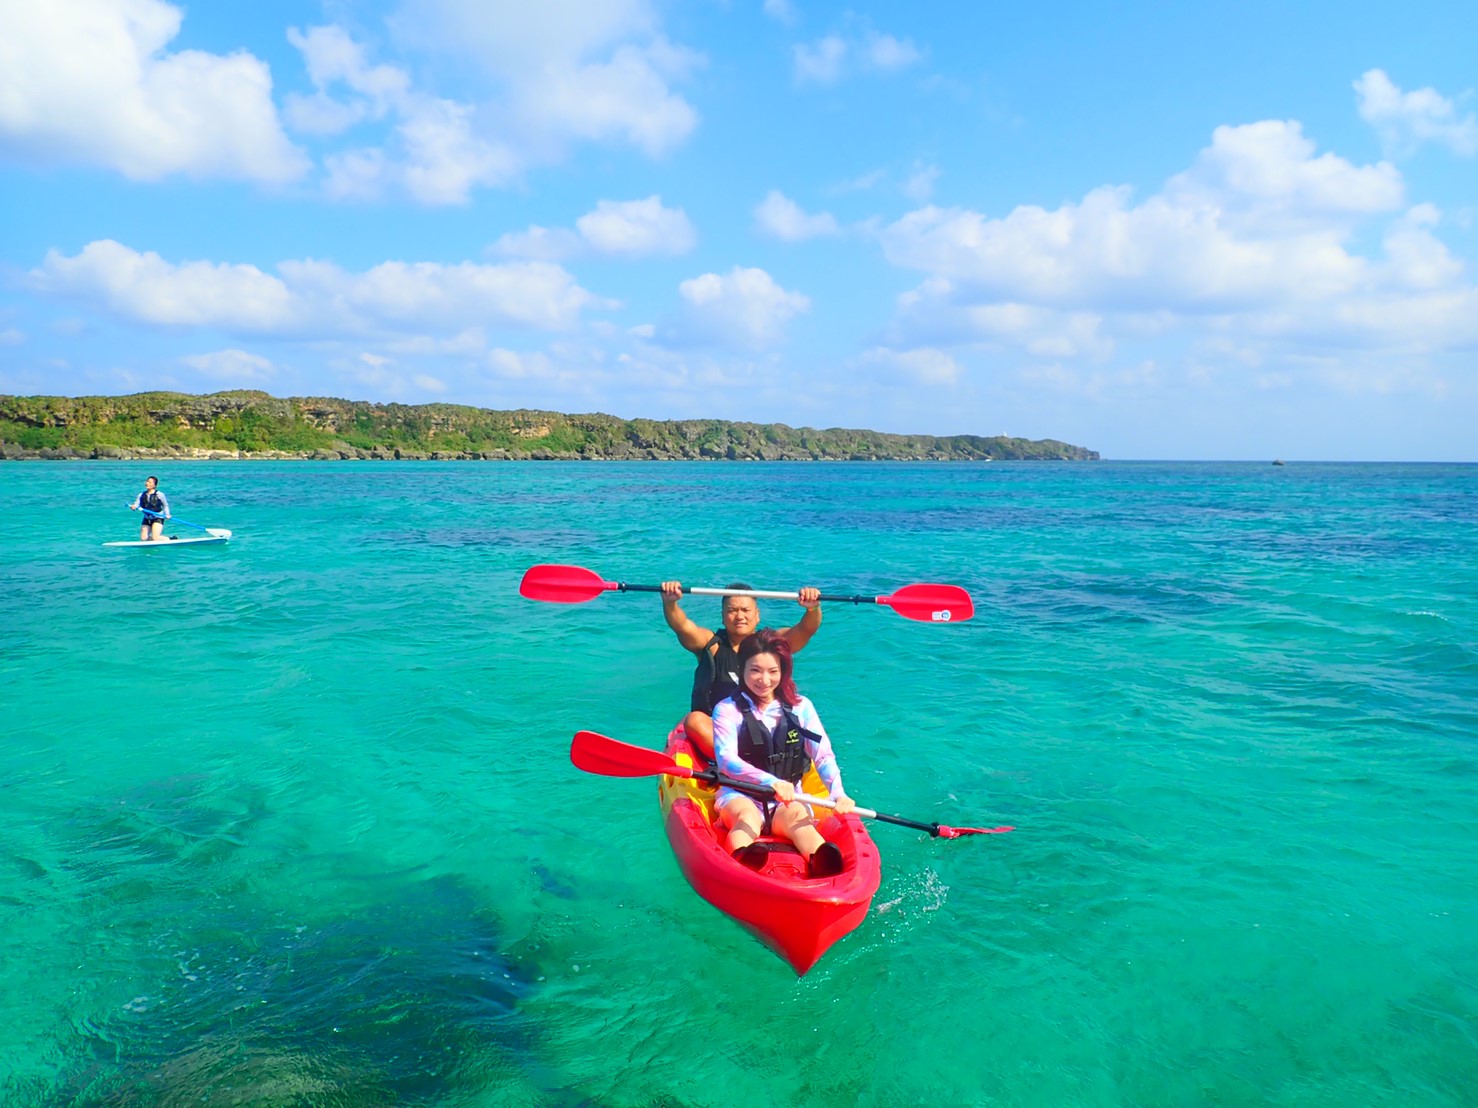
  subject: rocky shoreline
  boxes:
[0,441,1032,462]
[0,390,1100,462]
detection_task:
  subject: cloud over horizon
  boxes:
[876,120,1477,367]
[30,240,605,336]
[663,266,810,350]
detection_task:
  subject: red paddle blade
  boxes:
[571,730,693,779]
[879,584,975,623]
[520,564,613,603]
[937,825,1014,838]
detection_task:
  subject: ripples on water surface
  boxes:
[3,461,1475,1106]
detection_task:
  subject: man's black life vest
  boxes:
[139,488,164,514]
[732,691,818,786]
[690,631,743,713]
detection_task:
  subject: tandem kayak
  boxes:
[657,724,881,975]
[103,528,232,548]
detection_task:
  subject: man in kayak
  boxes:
[128,476,171,541]
[660,579,821,759]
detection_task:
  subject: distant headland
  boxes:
[0,390,1099,462]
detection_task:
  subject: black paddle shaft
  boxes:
[690,768,947,837]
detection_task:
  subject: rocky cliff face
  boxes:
[0,390,1101,462]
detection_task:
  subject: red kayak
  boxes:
[657,725,882,974]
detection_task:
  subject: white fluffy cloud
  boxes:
[284,24,410,135]
[666,266,810,349]
[287,25,518,204]
[181,349,276,381]
[489,226,586,262]
[876,118,1478,373]
[1,2,703,202]
[794,27,922,86]
[576,196,697,256]
[487,348,555,380]
[391,0,701,158]
[902,163,940,202]
[516,37,702,156]
[754,191,841,241]
[33,242,298,331]
[881,122,1404,310]
[1167,120,1404,223]
[478,342,660,407]
[394,0,659,70]
[1355,69,1478,158]
[862,346,963,385]
[0,0,308,183]
[889,289,1117,361]
[392,98,519,204]
[762,0,797,25]
[284,8,702,202]
[492,196,696,259]
[863,33,922,73]
[794,36,847,85]
[30,240,603,336]
[337,351,444,401]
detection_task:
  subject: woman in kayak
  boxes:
[128,475,171,541]
[711,629,855,877]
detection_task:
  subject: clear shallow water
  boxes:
[2,460,1475,1106]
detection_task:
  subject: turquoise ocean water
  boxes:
[2,460,1475,1106]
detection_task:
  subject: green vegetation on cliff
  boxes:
[0,390,1099,461]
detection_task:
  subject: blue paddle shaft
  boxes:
[140,509,209,532]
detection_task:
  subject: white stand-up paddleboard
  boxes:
[103,528,233,548]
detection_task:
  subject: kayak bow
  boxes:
[657,725,881,975]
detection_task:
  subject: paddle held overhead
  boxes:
[521,563,974,623]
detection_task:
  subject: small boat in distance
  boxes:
[1272,459,1286,466]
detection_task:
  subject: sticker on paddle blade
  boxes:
[932,609,953,621]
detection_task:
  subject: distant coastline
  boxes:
[0,390,1099,462]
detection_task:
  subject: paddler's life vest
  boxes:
[732,692,818,786]
[690,631,743,713]
[139,489,164,514]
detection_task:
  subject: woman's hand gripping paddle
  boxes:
[523,564,974,623]
[571,730,1013,838]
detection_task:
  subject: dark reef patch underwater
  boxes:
[4,769,556,1105]
[41,873,545,1106]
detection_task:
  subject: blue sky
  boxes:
[1,0,1475,459]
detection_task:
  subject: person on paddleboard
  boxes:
[660,579,821,759]
[128,476,172,541]
[711,629,855,878]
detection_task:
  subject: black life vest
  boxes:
[139,488,164,514]
[732,692,818,786]
[690,631,743,713]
